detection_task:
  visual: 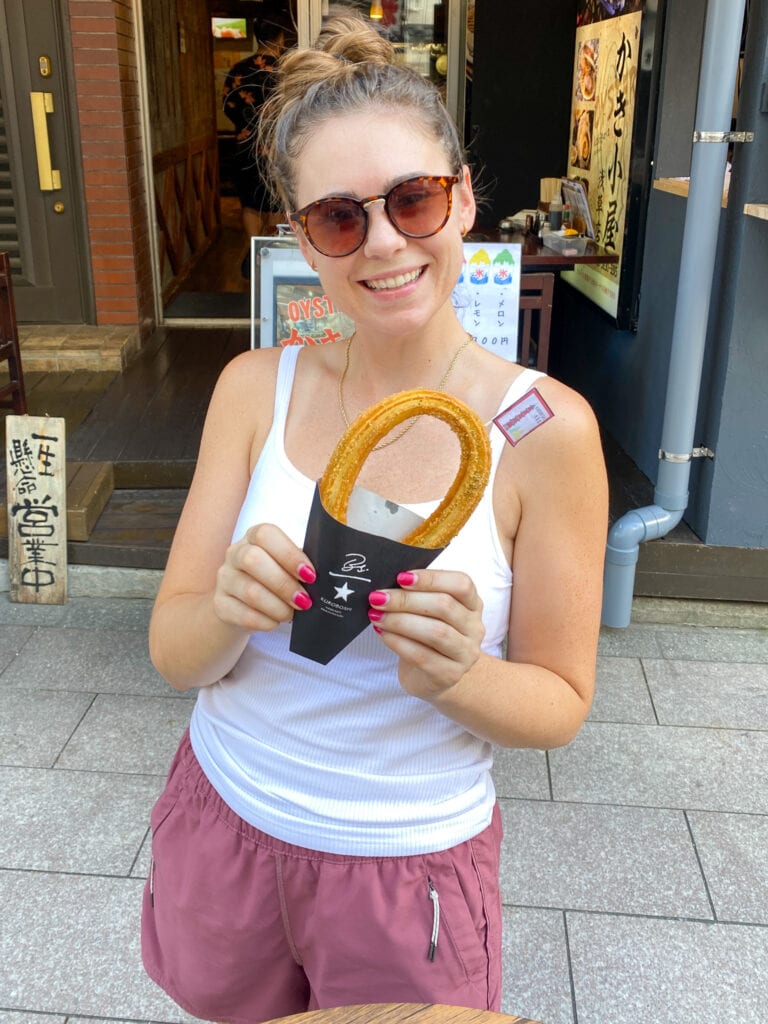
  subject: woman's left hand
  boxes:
[368,569,485,700]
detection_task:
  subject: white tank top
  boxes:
[190,345,544,856]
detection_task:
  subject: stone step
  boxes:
[1,460,114,541]
[16,325,140,371]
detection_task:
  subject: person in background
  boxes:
[142,8,608,1023]
[222,12,295,275]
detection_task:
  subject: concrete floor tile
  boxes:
[589,656,656,724]
[568,912,768,1024]
[0,627,170,696]
[492,746,550,800]
[0,767,163,874]
[598,624,663,658]
[0,871,195,1021]
[58,597,154,630]
[501,907,573,1024]
[0,625,34,671]
[656,625,768,662]
[0,601,67,626]
[0,1014,65,1024]
[68,1019,169,1024]
[688,811,768,925]
[643,658,768,728]
[56,694,193,774]
[550,722,768,814]
[499,800,711,918]
[66,565,162,600]
[131,830,152,879]
[0,691,94,767]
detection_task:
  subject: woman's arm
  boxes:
[369,381,608,748]
[148,350,315,692]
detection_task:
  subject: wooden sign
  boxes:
[5,415,67,604]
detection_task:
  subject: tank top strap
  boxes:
[272,345,302,432]
[489,367,547,463]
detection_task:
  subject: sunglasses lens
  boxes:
[305,199,366,257]
[388,178,451,237]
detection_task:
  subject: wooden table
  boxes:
[263,1003,543,1024]
[467,228,619,272]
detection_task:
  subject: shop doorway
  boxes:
[139,0,469,324]
[138,0,301,324]
[0,0,90,322]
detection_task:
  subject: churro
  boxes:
[319,389,491,549]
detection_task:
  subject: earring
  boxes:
[460,226,468,237]
[311,261,317,272]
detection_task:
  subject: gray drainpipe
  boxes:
[602,0,749,628]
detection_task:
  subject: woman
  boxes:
[142,9,607,1023]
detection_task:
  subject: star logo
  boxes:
[333,582,354,602]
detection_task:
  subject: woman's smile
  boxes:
[361,266,425,292]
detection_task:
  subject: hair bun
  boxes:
[258,4,465,213]
[316,7,394,65]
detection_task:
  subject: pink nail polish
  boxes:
[293,591,312,611]
[368,608,384,622]
[397,571,417,587]
[372,625,383,635]
[369,590,389,607]
[298,563,316,584]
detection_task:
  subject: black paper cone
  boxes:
[290,485,444,664]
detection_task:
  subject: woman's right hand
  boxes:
[212,522,316,634]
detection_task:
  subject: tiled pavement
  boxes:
[1,580,767,1024]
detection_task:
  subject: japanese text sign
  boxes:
[564,1,644,318]
[5,415,67,604]
[452,243,521,362]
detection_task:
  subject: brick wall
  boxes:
[67,0,155,335]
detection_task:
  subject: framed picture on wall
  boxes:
[211,18,248,39]
[255,246,355,349]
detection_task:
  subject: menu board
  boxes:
[453,243,522,363]
[561,0,663,328]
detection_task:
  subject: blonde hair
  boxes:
[258,6,465,211]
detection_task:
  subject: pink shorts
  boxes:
[142,732,503,1024]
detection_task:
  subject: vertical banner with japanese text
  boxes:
[6,416,67,604]
[563,1,645,321]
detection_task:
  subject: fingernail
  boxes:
[368,608,384,622]
[397,571,417,587]
[372,625,383,635]
[369,590,389,607]
[293,591,312,611]
[298,563,316,584]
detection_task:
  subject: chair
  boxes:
[0,251,27,414]
[518,272,554,372]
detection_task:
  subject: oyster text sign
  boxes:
[6,416,67,604]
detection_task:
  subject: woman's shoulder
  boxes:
[471,351,590,428]
[211,346,284,410]
[530,374,600,442]
[212,343,339,413]
[504,374,605,500]
[493,369,603,477]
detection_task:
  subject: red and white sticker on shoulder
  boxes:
[494,387,554,447]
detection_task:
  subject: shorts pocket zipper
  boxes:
[428,878,440,961]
